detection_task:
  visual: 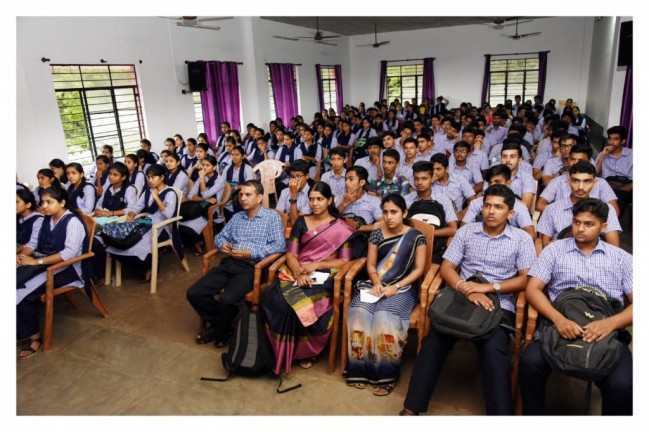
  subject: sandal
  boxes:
[399,408,419,416]
[372,382,396,397]
[299,356,317,369]
[347,382,367,389]
[18,337,42,360]
[195,327,216,345]
[193,242,204,257]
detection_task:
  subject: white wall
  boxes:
[16,16,351,182]
[348,17,593,109]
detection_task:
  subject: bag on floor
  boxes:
[200,304,302,394]
[540,286,628,382]
[429,272,503,341]
[100,218,152,250]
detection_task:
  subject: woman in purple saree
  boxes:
[262,182,355,374]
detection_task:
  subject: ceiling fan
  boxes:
[357,23,390,48]
[482,17,533,30]
[500,18,541,40]
[273,17,339,46]
[165,16,233,31]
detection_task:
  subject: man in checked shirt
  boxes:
[520,198,632,415]
[186,180,286,347]
[400,184,536,415]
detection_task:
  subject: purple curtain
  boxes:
[422,57,436,103]
[538,51,549,102]
[201,61,241,146]
[620,64,633,148]
[334,64,344,114]
[268,63,299,123]
[481,54,491,105]
[379,60,387,102]
[315,64,325,112]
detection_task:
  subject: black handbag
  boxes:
[429,273,503,341]
[100,219,152,250]
[180,201,209,221]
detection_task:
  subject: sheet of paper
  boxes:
[360,289,382,304]
[309,271,330,285]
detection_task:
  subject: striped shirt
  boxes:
[485,125,508,145]
[595,147,633,179]
[536,199,621,239]
[214,207,286,262]
[354,157,381,182]
[276,185,311,216]
[462,196,533,229]
[432,173,476,211]
[320,169,347,198]
[540,174,618,205]
[335,192,382,224]
[542,157,570,177]
[451,150,489,172]
[443,222,537,313]
[509,169,537,199]
[404,191,458,224]
[449,161,484,188]
[528,238,632,303]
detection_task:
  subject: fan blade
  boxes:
[356,43,376,47]
[273,35,299,41]
[316,41,337,47]
[176,22,220,30]
[318,35,340,39]
[376,41,390,46]
[520,32,542,38]
[501,19,533,27]
[197,17,234,22]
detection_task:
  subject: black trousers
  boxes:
[186,257,255,340]
[519,340,633,415]
[403,311,515,415]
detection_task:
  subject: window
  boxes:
[50,64,145,165]
[319,66,337,112]
[488,57,539,105]
[385,63,424,103]
[267,65,300,120]
[193,92,204,135]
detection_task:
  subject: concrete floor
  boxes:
[16,211,632,416]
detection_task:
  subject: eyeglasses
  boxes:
[559,144,574,149]
[454,149,469,154]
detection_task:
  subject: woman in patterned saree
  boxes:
[345,193,427,396]
[262,181,355,374]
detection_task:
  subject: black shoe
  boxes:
[214,331,234,348]
[195,327,216,345]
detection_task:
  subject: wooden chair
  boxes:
[201,183,232,253]
[39,213,109,351]
[338,219,441,374]
[106,187,190,294]
[198,209,289,329]
[252,159,285,208]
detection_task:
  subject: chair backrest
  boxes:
[253,159,285,208]
[274,208,288,230]
[410,218,435,275]
[170,186,183,219]
[79,213,97,250]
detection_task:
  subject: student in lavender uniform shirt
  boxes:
[400,185,536,416]
[520,198,632,415]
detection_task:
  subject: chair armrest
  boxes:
[266,255,287,285]
[250,253,285,305]
[45,252,95,295]
[201,249,221,275]
[342,258,367,310]
[524,305,539,349]
[419,263,441,311]
[332,259,358,304]
[153,216,183,230]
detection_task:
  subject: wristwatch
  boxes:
[395,283,401,290]
[288,198,298,204]
[38,258,44,265]
[493,282,501,293]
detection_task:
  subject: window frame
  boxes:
[193,92,204,135]
[487,57,539,106]
[319,65,337,112]
[385,63,424,104]
[50,64,145,165]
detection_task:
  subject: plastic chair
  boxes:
[39,213,109,351]
[201,183,232,253]
[106,187,190,294]
[252,159,285,208]
[338,219,441,374]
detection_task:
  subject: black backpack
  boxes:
[428,272,504,340]
[540,286,628,382]
[200,304,301,394]
[408,199,448,256]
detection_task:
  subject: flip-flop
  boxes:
[347,383,367,389]
[18,338,42,360]
[372,382,396,397]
